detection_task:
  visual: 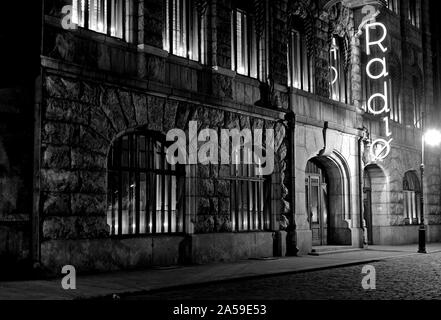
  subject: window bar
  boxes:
[128,135,133,234]
[122,0,127,40]
[106,0,111,36]
[161,144,166,233]
[84,0,90,29]
[247,165,252,231]
[145,135,150,233]
[299,35,304,91]
[168,172,173,233]
[186,0,190,59]
[135,135,141,235]
[117,138,123,236]
[169,0,174,55]
[151,139,157,234]
[231,11,236,72]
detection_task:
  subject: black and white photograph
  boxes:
[1,0,441,315]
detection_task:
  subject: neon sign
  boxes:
[358,6,393,162]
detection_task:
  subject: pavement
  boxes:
[1,243,441,300]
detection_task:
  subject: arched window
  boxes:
[287,17,314,93]
[329,35,350,104]
[107,131,185,236]
[403,171,421,225]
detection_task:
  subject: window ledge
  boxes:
[167,54,204,70]
[289,87,359,113]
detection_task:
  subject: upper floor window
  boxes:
[107,132,185,236]
[329,36,350,104]
[412,77,422,128]
[408,0,420,28]
[72,0,133,42]
[386,0,399,14]
[287,22,314,93]
[231,8,262,79]
[163,0,206,63]
[388,65,402,123]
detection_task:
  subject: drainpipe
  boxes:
[358,131,367,249]
[285,111,298,256]
[31,0,45,268]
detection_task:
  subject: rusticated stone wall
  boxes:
[41,73,287,241]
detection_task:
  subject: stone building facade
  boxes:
[1,0,441,274]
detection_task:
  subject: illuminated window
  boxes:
[107,132,185,236]
[163,0,206,63]
[412,77,422,128]
[329,36,350,104]
[229,140,270,232]
[386,0,399,14]
[231,8,263,79]
[287,24,314,93]
[71,0,133,41]
[408,0,420,28]
[388,65,402,123]
[403,171,420,225]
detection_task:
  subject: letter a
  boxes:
[61,265,77,290]
[361,265,376,290]
[61,5,77,30]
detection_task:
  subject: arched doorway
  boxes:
[403,171,421,225]
[305,155,351,246]
[363,164,387,245]
[305,159,329,246]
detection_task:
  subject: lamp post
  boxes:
[419,111,426,253]
[418,112,441,253]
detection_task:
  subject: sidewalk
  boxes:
[1,244,441,300]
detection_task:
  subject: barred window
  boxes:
[228,147,270,232]
[403,171,420,225]
[329,36,350,104]
[231,8,261,79]
[287,26,314,93]
[163,0,207,63]
[71,0,134,42]
[107,132,185,236]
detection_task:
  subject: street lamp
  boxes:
[419,112,441,253]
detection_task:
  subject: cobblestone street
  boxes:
[127,252,441,300]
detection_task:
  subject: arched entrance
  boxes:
[305,159,328,245]
[363,164,387,245]
[305,155,351,246]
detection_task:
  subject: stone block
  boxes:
[41,169,79,193]
[42,215,109,240]
[71,193,107,216]
[147,95,165,132]
[132,92,148,126]
[42,145,71,169]
[42,192,71,216]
